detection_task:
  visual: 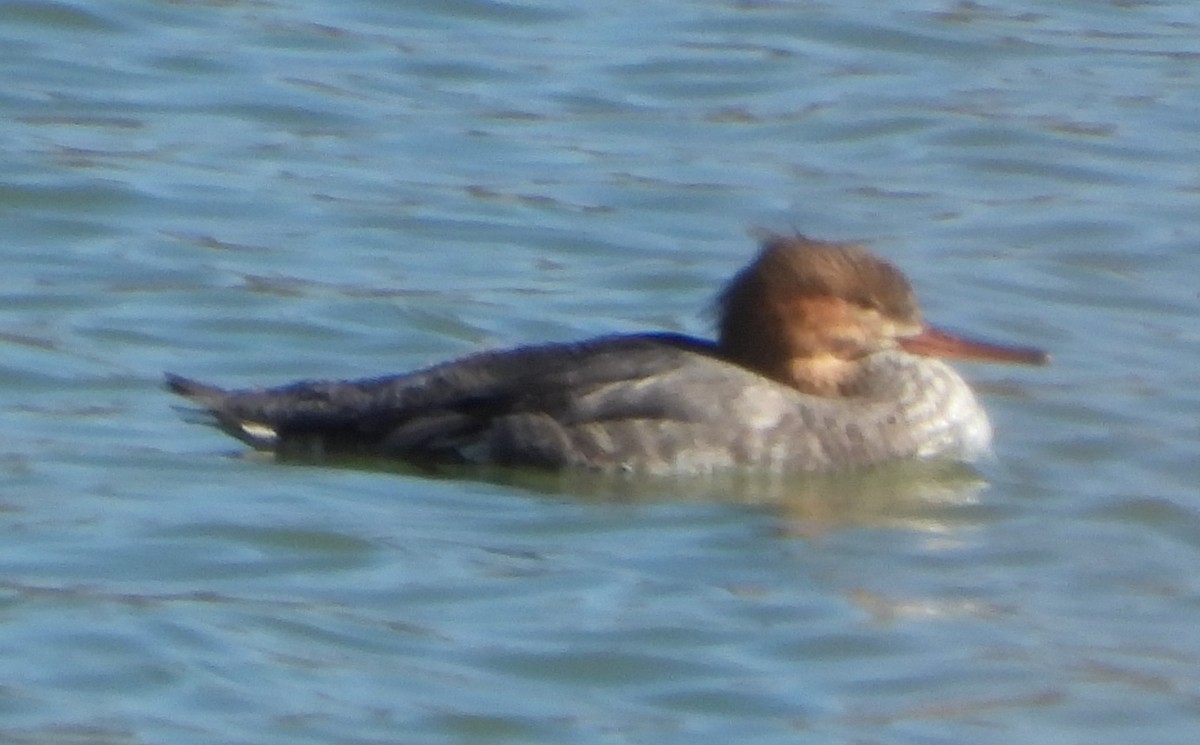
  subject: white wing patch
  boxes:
[239,421,278,443]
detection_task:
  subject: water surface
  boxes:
[2,1,1199,743]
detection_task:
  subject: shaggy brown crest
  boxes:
[716,235,927,395]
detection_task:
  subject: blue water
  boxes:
[2,0,1199,742]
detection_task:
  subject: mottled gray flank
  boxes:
[167,333,990,474]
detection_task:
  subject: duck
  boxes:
[166,234,1047,474]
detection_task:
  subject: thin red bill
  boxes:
[898,326,1049,365]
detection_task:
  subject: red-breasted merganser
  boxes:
[166,235,1047,474]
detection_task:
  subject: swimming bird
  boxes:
[166,235,1047,474]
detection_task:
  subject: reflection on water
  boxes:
[270,450,988,536]
[486,458,986,532]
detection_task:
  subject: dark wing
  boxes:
[166,333,723,461]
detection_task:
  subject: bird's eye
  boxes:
[852,296,881,312]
